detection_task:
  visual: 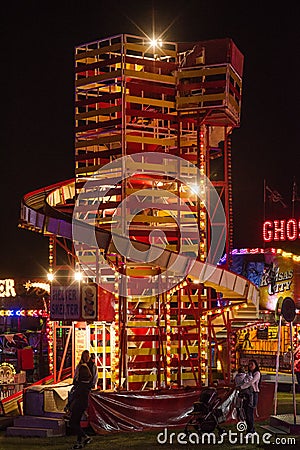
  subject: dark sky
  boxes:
[1,0,300,278]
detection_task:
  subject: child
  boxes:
[234,366,254,407]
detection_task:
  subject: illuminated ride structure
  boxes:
[19,35,260,391]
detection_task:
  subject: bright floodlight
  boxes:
[150,38,162,48]
[150,38,158,47]
[47,272,54,282]
[74,271,83,281]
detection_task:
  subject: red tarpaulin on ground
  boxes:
[88,387,201,434]
[88,383,274,434]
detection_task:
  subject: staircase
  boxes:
[213,303,259,340]
[5,382,71,437]
[269,414,300,435]
[6,412,66,437]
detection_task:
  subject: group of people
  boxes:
[234,346,300,435]
[67,347,300,444]
[68,350,98,449]
[69,353,260,440]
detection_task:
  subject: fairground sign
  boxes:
[263,218,300,242]
[0,279,16,297]
[50,284,80,320]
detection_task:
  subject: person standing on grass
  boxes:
[69,350,93,449]
[240,359,261,434]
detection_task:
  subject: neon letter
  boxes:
[263,221,273,242]
[273,220,286,241]
[286,218,297,241]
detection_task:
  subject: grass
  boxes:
[0,392,300,450]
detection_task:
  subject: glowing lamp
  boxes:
[47,272,54,282]
[74,271,83,281]
[149,38,162,48]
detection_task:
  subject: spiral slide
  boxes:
[20,173,259,389]
[19,34,260,390]
[21,181,258,305]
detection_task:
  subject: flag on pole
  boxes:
[292,180,300,203]
[265,184,287,208]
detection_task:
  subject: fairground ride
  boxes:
[19,34,260,390]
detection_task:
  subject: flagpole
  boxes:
[263,179,266,249]
[292,177,295,218]
[263,178,266,223]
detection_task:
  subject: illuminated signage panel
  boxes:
[50,284,81,320]
[259,253,295,310]
[263,218,300,242]
[0,279,16,297]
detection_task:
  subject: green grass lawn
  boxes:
[0,392,299,450]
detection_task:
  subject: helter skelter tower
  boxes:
[20,34,259,391]
[73,34,258,390]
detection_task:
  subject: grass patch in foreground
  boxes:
[1,423,299,450]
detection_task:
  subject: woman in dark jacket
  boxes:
[69,350,93,449]
[240,359,261,434]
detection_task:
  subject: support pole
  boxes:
[273,315,282,416]
[102,323,106,391]
[72,322,75,379]
[53,321,57,384]
[290,321,297,425]
[57,326,72,382]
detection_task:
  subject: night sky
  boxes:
[1,0,300,278]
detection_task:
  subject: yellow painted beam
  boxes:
[127,374,157,382]
[125,69,175,85]
[229,67,242,85]
[228,95,240,114]
[75,43,122,61]
[76,134,121,148]
[127,372,200,382]
[127,347,157,356]
[129,215,177,223]
[125,42,177,58]
[76,105,121,120]
[126,94,174,109]
[177,66,227,79]
[76,69,122,87]
[177,93,225,108]
[126,134,177,147]
[127,320,198,327]
[126,267,160,276]
[127,321,157,327]
[125,188,197,198]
